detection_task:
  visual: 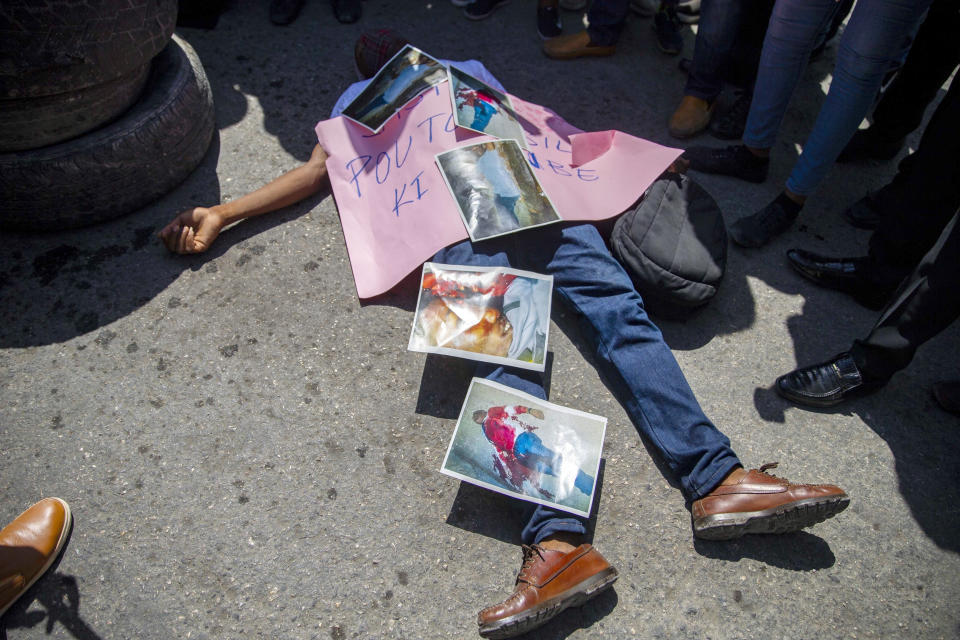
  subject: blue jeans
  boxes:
[743,0,931,196]
[432,223,741,545]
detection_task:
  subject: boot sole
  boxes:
[692,495,850,540]
[478,566,619,639]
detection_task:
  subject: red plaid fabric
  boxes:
[354,29,410,79]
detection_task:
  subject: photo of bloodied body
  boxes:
[441,378,606,517]
[436,140,561,242]
[408,263,552,372]
[341,45,446,133]
[448,67,526,146]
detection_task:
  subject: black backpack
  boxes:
[610,172,727,319]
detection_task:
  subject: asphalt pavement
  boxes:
[1,2,958,639]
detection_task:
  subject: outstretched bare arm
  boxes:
[159,143,330,254]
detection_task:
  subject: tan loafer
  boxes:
[478,543,618,638]
[668,95,714,139]
[0,498,72,617]
[543,30,616,60]
[691,463,849,540]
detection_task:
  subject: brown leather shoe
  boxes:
[668,95,714,139]
[0,498,72,617]
[543,31,616,60]
[477,543,618,638]
[691,463,848,540]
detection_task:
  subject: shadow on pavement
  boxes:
[756,382,960,554]
[693,530,837,570]
[0,155,327,349]
[1,574,103,640]
[0,136,221,349]
[1,525,105,640]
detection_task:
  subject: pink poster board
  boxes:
[315,83,681,299]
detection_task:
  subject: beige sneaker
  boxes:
[668,95,714,139]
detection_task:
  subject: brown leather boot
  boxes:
[668,95,714,139]
[477,543,618,638]
[0,498,72,616]
[691,463,848,540]
[543,31,616,59]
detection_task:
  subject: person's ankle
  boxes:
[538,532,583,552]
[716,465,745,486]
[783,188,806,206]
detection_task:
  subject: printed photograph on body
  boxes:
[341,45,447,133]
[435,140,561,242]
[408,263,552,372]
[448,67,527,147]
[441,378,607,518]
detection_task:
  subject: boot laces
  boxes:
[759,462,790,483]
[516,544,546,584]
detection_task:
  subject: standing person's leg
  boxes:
[587,0,632,45]
[669,0,745,138]
[784,0,934,198]
[842,0,960,162]
[853,211,960,382]
[866,75,960,271]
[777,210,960,406]
[653,0,684,55]
[740,0,840,153]
[708,0,776,140]
[542,0,627,58]
[784,75,960,310]
[682,0,838,216]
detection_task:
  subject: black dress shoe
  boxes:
[776,353,885,407]
[786,248,895,310]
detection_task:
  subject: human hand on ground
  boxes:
[159,207,225,254]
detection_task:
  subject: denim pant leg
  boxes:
[742,0,840,149]
[684,0,747,101]
[785,0,933,195]
[430,239,589,545]
[587,0,630,46]
[537,225,741,499]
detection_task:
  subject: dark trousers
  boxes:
[684,0,774,100]
[867,73,960,279]
[869,0,960,145]
[852,210,960,381]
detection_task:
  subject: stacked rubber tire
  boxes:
[0,0,215,230]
